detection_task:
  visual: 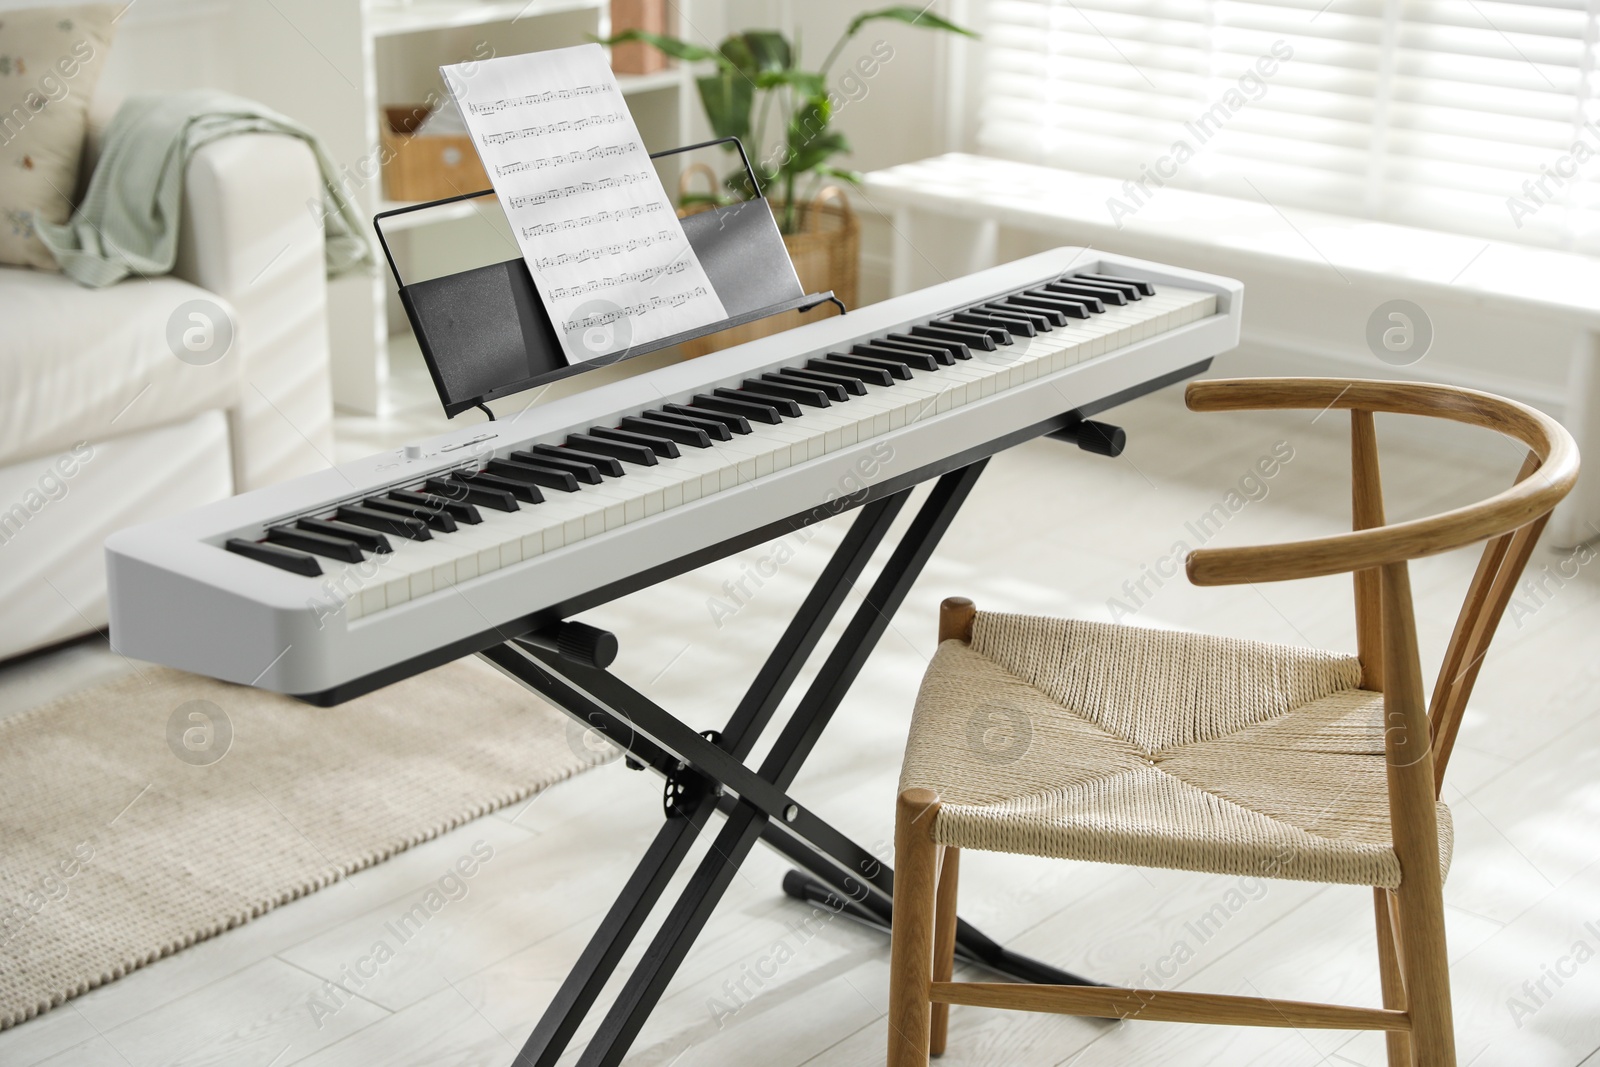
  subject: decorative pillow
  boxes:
[0,5,117,271]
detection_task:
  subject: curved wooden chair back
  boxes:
[1183,378,1580,795]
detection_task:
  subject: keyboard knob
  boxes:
[1048,419,1126,458]
[555,621,619,670]
[1076,420,1126,457]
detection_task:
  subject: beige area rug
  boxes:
[0,656,605,1029]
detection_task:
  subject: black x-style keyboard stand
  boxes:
[478,410,1146,1066]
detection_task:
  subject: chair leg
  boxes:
[1374,887,1411,1067]
[930,847,961,1057]
[889,788,941,1067]
[1375,561,1455,1067]
[1394,881,1456,1067]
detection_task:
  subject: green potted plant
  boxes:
[602,7,977,235]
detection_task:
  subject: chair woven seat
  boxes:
[899,611,1452,888]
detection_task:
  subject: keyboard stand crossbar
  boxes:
[482,460,1100,1067]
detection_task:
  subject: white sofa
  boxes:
[0,113,336,661]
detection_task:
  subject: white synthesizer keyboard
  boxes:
[106,248,1242,701]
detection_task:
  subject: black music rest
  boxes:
[375,137,843,418]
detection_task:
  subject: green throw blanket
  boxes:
[37,90,372,287]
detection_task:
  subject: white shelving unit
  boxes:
[232,0,704,415]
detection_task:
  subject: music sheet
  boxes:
[441,45,728,364]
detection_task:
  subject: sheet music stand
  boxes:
[374,137,845,418]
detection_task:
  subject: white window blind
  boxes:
[978,0,1600,252]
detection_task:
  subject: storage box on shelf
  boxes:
[379,105,492,203]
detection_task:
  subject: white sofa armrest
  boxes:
[174,133,336,491]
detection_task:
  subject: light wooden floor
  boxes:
[4,366,1599,1067]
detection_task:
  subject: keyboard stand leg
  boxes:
[771,865,1101,988]
[481,460,1101,1067]
[483,492,911,1067]
[501,797,718,1067]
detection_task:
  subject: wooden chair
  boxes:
[887,378,1579,1067]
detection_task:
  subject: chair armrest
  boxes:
[174,133,335,491]
[1182,378,1578,585]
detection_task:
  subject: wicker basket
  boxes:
[676,165,858,358]
[379,105,491,203]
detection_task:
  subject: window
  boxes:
[978,0,1600,252]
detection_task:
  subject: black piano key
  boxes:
[426,477,519,512]
[636,411,727,442]
[1043,281,1120,306]
[994,299,1069,326]
[982,308,1052,333]
[808,357,894,387]
[825,352,913,380]
[391,488,482,524]
[742,377,829,408]
[1051,278,1127,301]
[226,537,323,576]
[911,324,996,352]
[264,526,364,563]
[452,469,542,504]
[1071,277,1139,300]
[375,492,470,528]
[661,404,750,435]
[365,496,458,533]
[298,517,393,554]
[1060,275,1138,300]
[591,425,682,458]
[425,476,470,499]
[513,449,607,483]
[934,318,1011,345]
[874,340,960,368]
[487,458,582,492]
[1030,286,1105,313]
[693,393,783,425]
[619,416,711,448]
[567,432,659,466]
[534,445,626,478]
[336,505,432,541]
[979,303,1053,331]
[1024,287,1100,313]
[852,343,939,372]
[1076,271,1154,296]
[766,370,849,402]
[951,311,1036,338]
[395,483,486,521]
[714,387,802,418]
[777,367,865,396]
[886,332,968,361]
[1005,294,1090,319]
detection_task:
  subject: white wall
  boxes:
[0,0,236,105]
[69,0,236,100]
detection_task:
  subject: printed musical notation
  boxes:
[561,287,710,333]
[466,83,613,115]
[533,230,677,270]
[483,112,624,146]
[506,172,651,210]
[442,45,726,364]
[493,141,640,177]
[519,202,666,239]
[550,258,688,299]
